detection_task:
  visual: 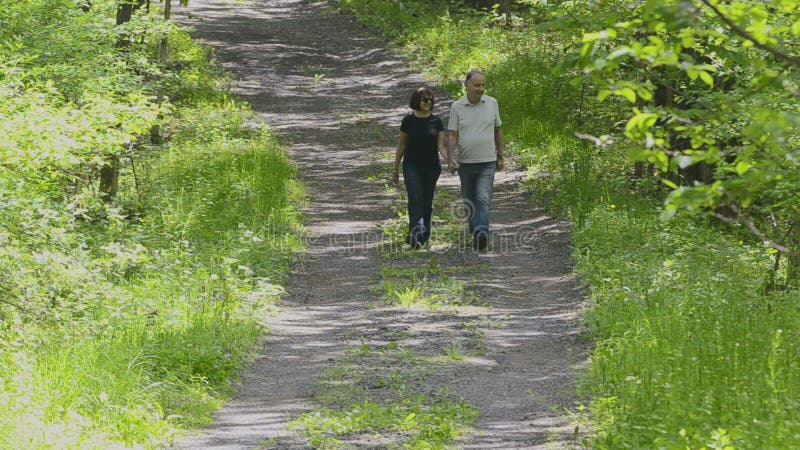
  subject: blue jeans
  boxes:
[457,161,496,237]
[403,162,441,244]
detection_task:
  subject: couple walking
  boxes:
[392,70,505,251]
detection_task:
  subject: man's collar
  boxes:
[461,95,486,105]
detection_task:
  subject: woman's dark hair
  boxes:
[409,87,435,111]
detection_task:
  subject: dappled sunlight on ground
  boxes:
[173,0,588,448]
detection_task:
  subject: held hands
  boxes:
[448,159,459,174]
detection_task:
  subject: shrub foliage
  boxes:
[0,0,302,447]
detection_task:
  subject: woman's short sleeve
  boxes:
[400,114,411,132]
[433,116,444,132]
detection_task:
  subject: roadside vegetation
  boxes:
[335,0,800,448]
[0,0,303,447]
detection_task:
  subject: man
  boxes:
[446,70,505,251]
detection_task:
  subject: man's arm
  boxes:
[494,127,504,171]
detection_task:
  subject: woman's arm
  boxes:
[446,130,459,173]
[393,131,407,185]
[437,131,447,163]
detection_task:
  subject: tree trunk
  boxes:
[151,0,171,144]
[160,0,171,65]
[99,154,120,202]
[786,218,800,287]
[116,0,145,26]
[116,0,146,47]
[102,0,146,200]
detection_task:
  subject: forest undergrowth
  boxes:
[335,0,800,448]
[0,1,303,447]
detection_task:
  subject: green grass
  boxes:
[389,277,474,310]
[575,203,800,448]
[290,342,479,449]
[291,395,478,449]
[0,1,304,447]
[0,106,302,448]
[379,262,483,311]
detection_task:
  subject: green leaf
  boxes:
[636,86,653,101]
[641,113,659,131]
[616,87,637,103]
[654,151,669,171]
[580,42,596,59]
[583,29,617,42]
[698,70,714,88]
[625,112,659,136]
[735,161,752,175]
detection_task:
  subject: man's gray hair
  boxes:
[465,70,484,83]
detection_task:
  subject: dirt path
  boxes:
[172,0,588,448]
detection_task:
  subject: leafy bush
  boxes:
[0,0,303,447]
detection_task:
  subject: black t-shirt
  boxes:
[400,113,443,167]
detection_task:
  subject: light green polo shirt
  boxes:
[446,94,502,163]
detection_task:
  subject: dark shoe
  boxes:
[473,232,488,251]
[408,235,423,249]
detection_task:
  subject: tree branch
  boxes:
[698,0,800,69]
[715,205,793,255]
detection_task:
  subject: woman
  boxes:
[392,87,447,248]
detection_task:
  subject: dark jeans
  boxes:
[457,161,496,238]
[403,162,441,245]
